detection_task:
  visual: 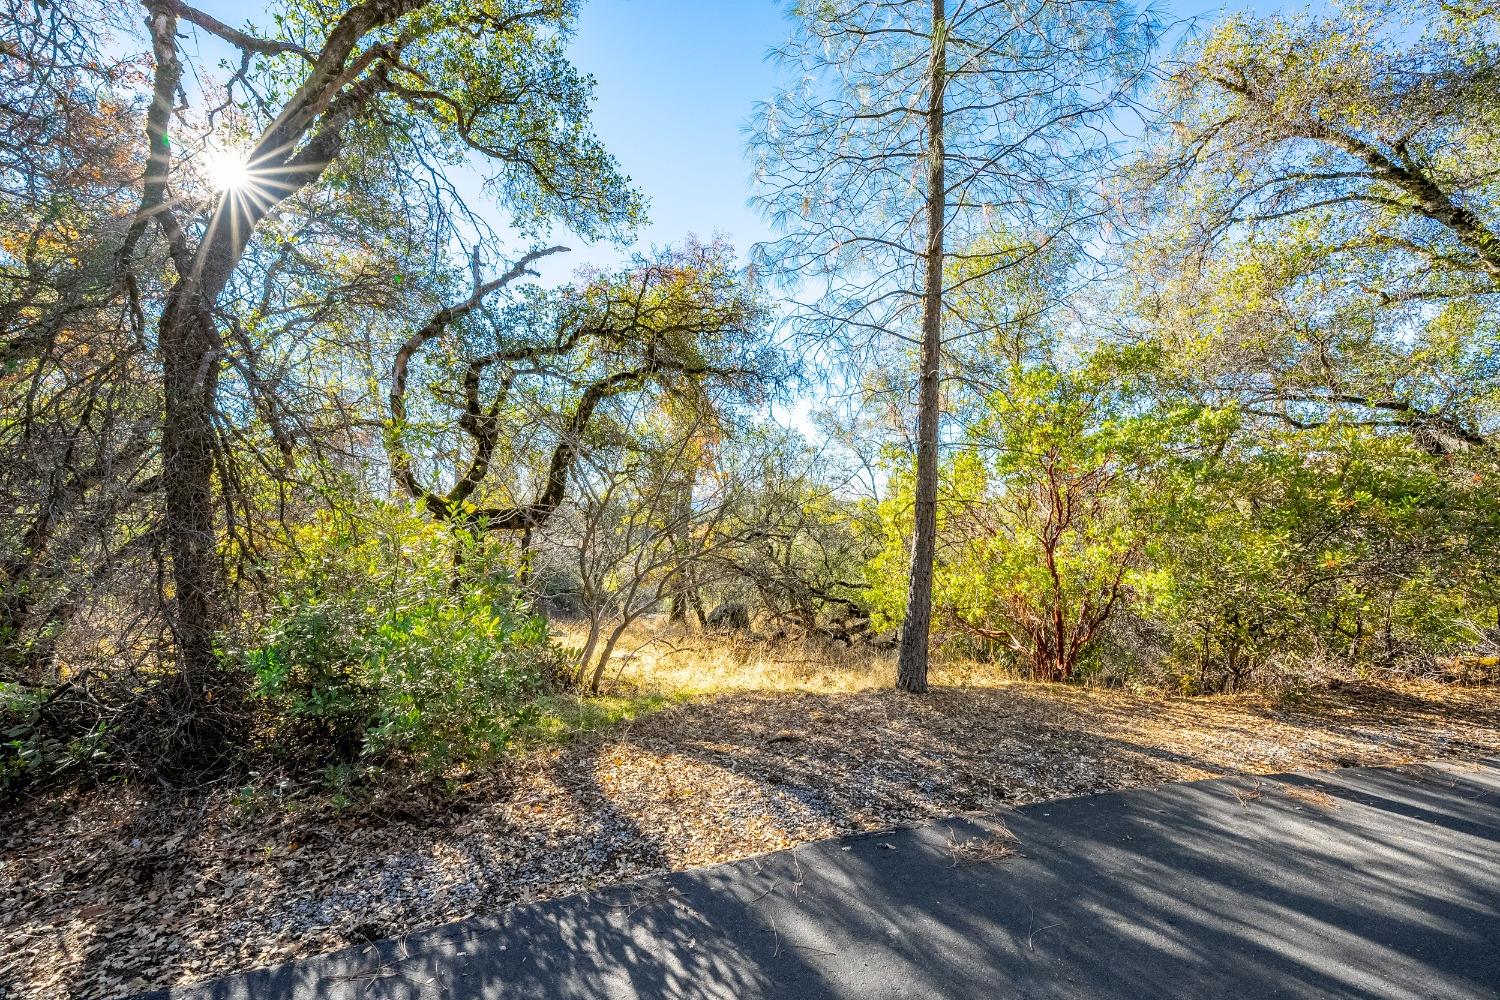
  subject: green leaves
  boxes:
[1142,0,1500,458]
[238,504,558,770]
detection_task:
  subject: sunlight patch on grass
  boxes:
[518,690,685,745]
[547,618,1025,701]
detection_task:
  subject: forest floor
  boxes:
[4,636,1500,1000]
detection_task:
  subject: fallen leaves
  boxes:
[1,677,1497,1000]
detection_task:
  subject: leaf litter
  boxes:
[3,677,1498,999]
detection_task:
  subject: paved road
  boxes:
[146,761,1500,999]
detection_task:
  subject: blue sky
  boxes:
[536,0,1292,280]
[549,0,789,279]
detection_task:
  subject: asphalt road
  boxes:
[144,760,1500,999]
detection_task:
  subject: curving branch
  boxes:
[387,246,569,517]
[1258,391,1494,455]
[1195,69,1500,283]
[153,0,314,61]
[121,5,190,279]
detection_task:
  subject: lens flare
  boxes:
[203,147,252,192]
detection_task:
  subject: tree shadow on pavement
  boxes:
[156,761,1500,999]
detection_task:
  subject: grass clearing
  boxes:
[548,620,1031,702]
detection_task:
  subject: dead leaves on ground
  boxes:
[2,678,1498,1000]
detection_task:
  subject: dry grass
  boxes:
[1278,782,1340,810]
[945,824,1020,867]
[552,620,904,696]
[552,620,1023,699]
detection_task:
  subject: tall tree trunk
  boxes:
[897,0,946,695]
[665,463,699,627]
[132,2,383,768]
[134,6,249,732]
[158,278,228,695]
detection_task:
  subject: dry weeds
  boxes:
[1231,783,1265,808]
[945,825,1020,867]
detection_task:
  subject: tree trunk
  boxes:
[665,462,699,627]
[588,618,631,694]
[897,0,946,695]
[689,576,708,628]
[668,564,706,629]
[158,281,228,695]
[574,615,602,689]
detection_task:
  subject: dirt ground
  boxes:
[4,672,1499,1000]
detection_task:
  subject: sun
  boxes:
[202,147,253,193]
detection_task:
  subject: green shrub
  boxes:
[237,506,560,769]
[0,681,109,793]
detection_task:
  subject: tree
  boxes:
[1139,0,1500,456]
[942,372,1145,682]
[718,467,880,644]
[1129,407,1500,691]
[385,240,774,563]
[751,0,1157,691]
[112,0,641,744]
[868,239,1153,680]
[0,1,165,676]
[563,404,762,692]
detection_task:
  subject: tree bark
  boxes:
[665,462,699,627]
[897,0,946,695]
[588,618,633,694]
[136,4,227,690]
[138,10,387,706]
[574,619,601,689]
[158,276,229,691]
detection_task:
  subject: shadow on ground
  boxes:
[591,680,1500,824]
[148,760,1500,1000]
[18,678,1500,999]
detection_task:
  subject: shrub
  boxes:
[0,680,109,793]
[237,506,560,770]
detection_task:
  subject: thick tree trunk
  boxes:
[897,0,946,695]
[158,280,228,693]
[130,1,385,771]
